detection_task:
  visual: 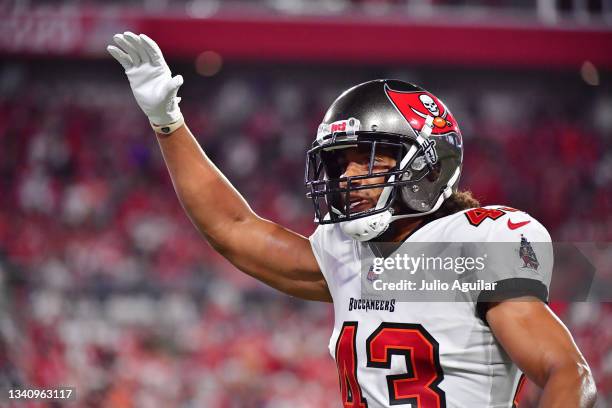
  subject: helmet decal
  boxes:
[317,117,361,142]
[384,84,460,136]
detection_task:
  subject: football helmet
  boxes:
[305,79,463,241]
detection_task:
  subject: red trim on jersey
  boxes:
[512,374,527,408]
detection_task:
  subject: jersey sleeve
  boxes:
[309,224,335,296]
[469,209,554,323]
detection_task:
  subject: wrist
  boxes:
[151,114,185,135]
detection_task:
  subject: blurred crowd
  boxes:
[0,59,611,407]
[6,0,608,21]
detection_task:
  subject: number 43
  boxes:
[336,322,446,407]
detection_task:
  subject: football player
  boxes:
[108,32,596,407]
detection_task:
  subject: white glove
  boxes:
[107,32,183,126]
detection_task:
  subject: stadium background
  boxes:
[1,0,611,407]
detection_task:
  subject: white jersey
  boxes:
[309,206,553,408]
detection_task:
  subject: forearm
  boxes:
[538,362,596,408]
[109,32,329,301]
[155,124,254,242]
[487,301,597,408]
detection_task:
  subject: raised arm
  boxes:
[107,32,330,302]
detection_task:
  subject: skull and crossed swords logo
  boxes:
[411,94,453,129]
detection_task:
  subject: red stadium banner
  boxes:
[1,8,611,69]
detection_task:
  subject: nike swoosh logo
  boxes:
[507,219,531,230]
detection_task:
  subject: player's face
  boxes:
[336,146,397,213]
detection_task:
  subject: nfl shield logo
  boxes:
[366,265,379,283]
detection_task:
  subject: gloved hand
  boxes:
[107,32,183,127]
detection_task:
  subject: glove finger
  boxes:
[139,34,164,65]
[124,32,150,64]
[113,34,141,65]
[107,45,133,70]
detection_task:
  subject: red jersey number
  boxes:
[464,207,506,227]
[336,322,446,408]
[336,322,368,408]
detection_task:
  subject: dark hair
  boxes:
[424,190,480,222]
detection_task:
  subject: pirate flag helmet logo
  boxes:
[385,86,460,136]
